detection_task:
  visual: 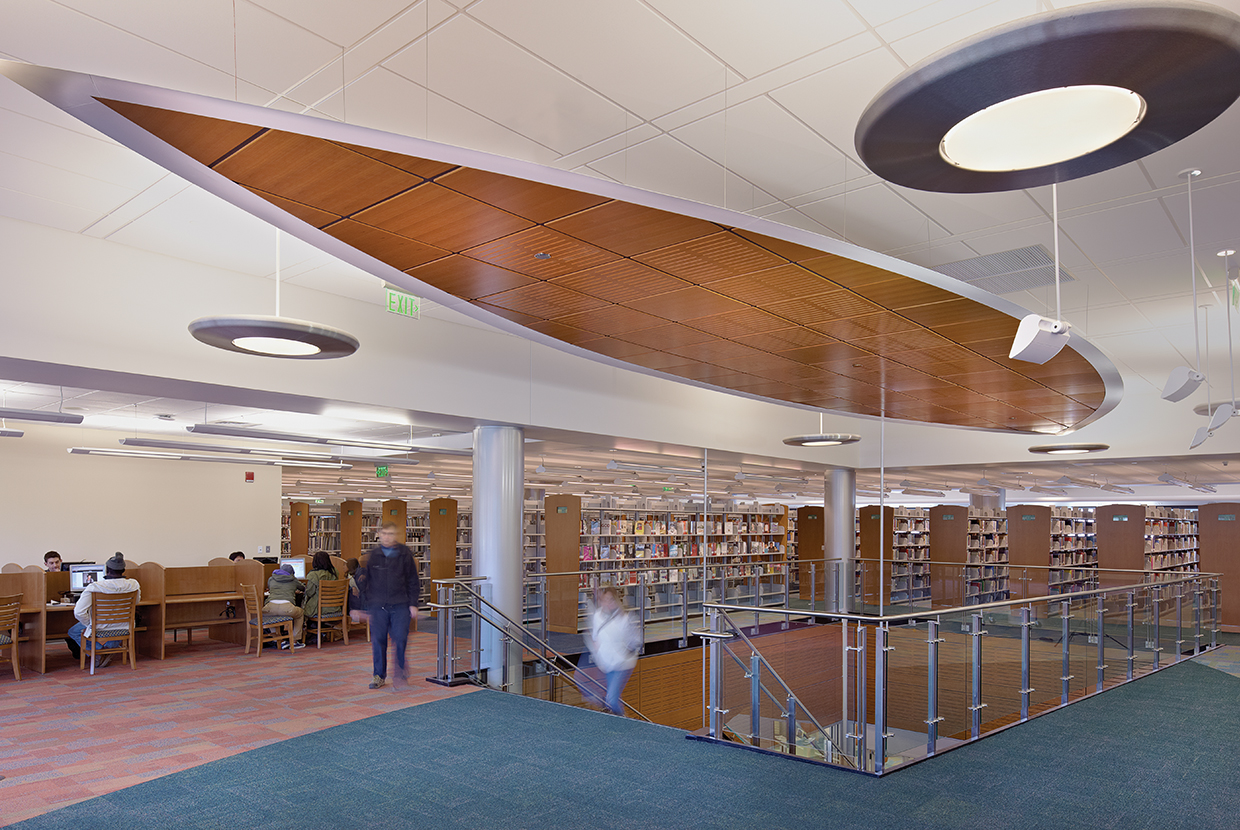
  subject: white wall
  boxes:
[0,423,281,568]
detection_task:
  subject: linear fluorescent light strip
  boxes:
[0,407,84,424]
[118,437,419,466]
[606,460,701,475]
[69,447,351,468]
[188,423,423,452]
[0,428,23,438]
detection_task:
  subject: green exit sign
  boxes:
[662,486,674,492]
[376,465,390,478]
[385,287,421,319]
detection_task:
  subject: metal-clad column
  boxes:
[825,469,856,613]
[473,425,524,691]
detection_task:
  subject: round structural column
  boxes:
[825,468,857,612]
[473,424,524,690]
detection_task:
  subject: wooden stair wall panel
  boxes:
[1196,503,1240,629]
[544,495,583,634]
[428,498,458,584]
[796,506,825,601]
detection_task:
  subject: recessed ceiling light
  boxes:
[1028,443,1109,455]
[533,252,552,260]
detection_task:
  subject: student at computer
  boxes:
[228,551,245,562]
[44,551,62,572]
[67,552,140,668]
[265,563,306,649]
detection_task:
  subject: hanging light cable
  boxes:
[1164,168,1206,400]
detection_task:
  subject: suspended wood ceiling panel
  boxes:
[100,99,1109,434]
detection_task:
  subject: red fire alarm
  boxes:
[245,471,255,483]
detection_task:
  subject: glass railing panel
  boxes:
[1098,591,1130,690]
[971,603,1027,736]
[876,618,933,769]
[926,607,975,748]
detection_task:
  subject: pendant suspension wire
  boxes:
[275,228,281,317]
[1189,171,1201,370]
[1052,182,1062,323]
[878,389,886,614]
[58,385,64,414]
[1204,307,1212,414]
[1229,252,1237,409]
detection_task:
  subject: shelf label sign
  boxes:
[376,465,390,478]
[556,506,568,514]
[1112,515,1128,521]
[385,287,421,319]
[1022,515,1036,520]
[942,514,955,520]
[1220,515,1236,521]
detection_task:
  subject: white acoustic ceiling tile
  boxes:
[796,182,948,252]
[236,1,344,97]
[105,187,287,276]
[851,0,942,28]
[1090,330,1188,388]
[1140,101,1240,190]
[472,0,726,121]
[286,57,346,113]
[671,96,845,202]
[892,186,1043,236]
[587,134,733,206]
[284,263,384,305]
[553,123,662,171]
[963,223,1090,270]
[1027,165,1155,213]
[648,0,866,80]
[1060,302,1151,338]
[343,1,456,85]
[1060,199,1184,265]
[736,206,836,239]
[879,0,1025,63]
[0,75,103,139]
[86,174,190,239]
[1099,249,1192,301]
[896,240,979,270]
[249,0,419,48]
[0,150,139,220]
[1,0,235,100]
[330,67,559,164]
[768,48,908,160]
[385,15,628,156]
[54,0,236,70]
[0,108,167,190]
[1053,271,1127,311]
[1162,178,1240,258]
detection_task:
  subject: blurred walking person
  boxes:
[358,522,420,689]
[584,585,641,715]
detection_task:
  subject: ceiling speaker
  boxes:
[1009,314,1071,364]
[1161,365,1205,402]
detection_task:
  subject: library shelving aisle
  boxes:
[859,506,930,608]
[794,506,824,601]
[308,511,341,557]
[965,509,1009,605]
[1049,507,1097,595]
[1096,505,1199,575]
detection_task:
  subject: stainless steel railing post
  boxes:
[680,569,689,648]
[709,608,723,738]
[500,627,511,693]
[1020,607,1033,721]
[810,563,817,613]
[854,622,867,770]
[638,573,647,655]
[447,583,459,679]
[750,651,762,746]
[926,619,942,756]
[1211,577,1220,650]
[786,695,798,756]
[833,561,840,613]
[1175,583,1185,663]
[782,565,790,630]
[539,573,548,651]
[471,587,483,675]
[752,568,760,634]
[875,623,889,775]
[1060,600,1072,705]
[970,613,986,739]
[1193,580,1203,656]
[435,583,449,681]
[1152,585,1163,670]
[1126,590,1135,681]
[1096,596,1107,692]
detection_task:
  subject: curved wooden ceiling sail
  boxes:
[100,99,1110,434]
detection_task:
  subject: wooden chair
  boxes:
[80,590,138,675]
[241,583,294,657]
[306,579,349,648]
[0,594,21,681]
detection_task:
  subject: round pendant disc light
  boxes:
[855,2,1240,192]
[1028,443,1110,455]
[783,433,861,447]
[189,315,359,359]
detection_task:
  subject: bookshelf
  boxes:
[288,502,309,557]
[1049,506,1097,594]
[965,508,1008,605]
[1196,503,1239,629]
[859,506,930,607]
[795,506,824,601]
[428,498,458,583]
[307,511,340,557]
[340,500,363,560]
[1096,504,1199,573]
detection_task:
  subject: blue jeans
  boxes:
[604,668,633,716]
[370,604,411,681]
[67,622,120,651]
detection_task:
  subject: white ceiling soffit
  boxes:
[0,61,1123,432]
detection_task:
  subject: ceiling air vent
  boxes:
[932,244,1075,295]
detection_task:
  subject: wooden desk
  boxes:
[142,561,262,658]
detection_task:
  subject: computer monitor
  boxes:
[69,563,105,592]
[278,556,306,579]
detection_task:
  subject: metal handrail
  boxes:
[436,579,652,723]
[705,569,1220,626]
[712,609,851,767]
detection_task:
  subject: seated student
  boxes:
[228,551,245,562]
[44,551,63,572]
[302,551,344,619]
[265,563,306,649]
[346,557,365,623]
[66,552,141,668]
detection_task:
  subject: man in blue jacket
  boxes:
[358,522,420,689]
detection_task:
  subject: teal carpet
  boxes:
[12,659,1240,829]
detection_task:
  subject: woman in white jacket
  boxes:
[584,586,640,715]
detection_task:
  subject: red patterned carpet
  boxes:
[0,630,475,827]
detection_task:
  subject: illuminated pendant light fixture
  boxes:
[1163,169,1206,401]
[1010,181,1070,364]
[189,229,358,359]
[1191,249,1239,448]
[783,412,861,447]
